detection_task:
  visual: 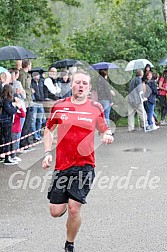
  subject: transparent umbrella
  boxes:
[158,56,167,66]
[125,59,154,71]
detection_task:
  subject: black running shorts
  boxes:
[47,164,95,204]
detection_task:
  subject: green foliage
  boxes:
[56,0,167,122]
[63,0,167,69]
[0,0,81,68]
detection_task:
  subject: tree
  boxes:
[0,0,81,66]
[0,0,80,46]
[161,0,167,22]
[65,0,167,66]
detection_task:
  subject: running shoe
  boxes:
[64,244,75,252]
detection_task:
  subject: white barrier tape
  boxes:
[0,127,45,148]
[0,140,43,157]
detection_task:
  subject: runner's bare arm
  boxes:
[42,125,56,169]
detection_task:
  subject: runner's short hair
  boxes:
[71,69,91,83]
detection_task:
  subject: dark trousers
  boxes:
[0,123,12,162]
[20,106,33,147]
[159,95,167,120]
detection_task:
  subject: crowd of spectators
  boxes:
[0,60,167,165]
[0,60,71,165]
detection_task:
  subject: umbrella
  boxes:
[0,66,7,73]
[125,59,154,71]
[51,59,81,69]
[0,46,36,60]
[158,56,167,66]
[91,62,119,70]
[29,67,47,74]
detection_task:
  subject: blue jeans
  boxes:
[31,103,44,139]
[147,102,154,125]
[17,117,25,149]
[98,100,111,126]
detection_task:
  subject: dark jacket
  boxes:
[57,79,71,98]
[0,82,2,96]
[0,98,17,125]
[146,80,158,105]
[128,76,143,107]
[96,76,112,103]
[31,78,44,101]
[44,77,59,101]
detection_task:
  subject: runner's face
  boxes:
[71,73,90,100]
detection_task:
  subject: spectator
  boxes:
[16,60,22,70]
[158,70,167,125]
[0,85,21,165]
[57,70,71,98]
[13,80,26,150]
[43,67,61,118]
[31,72,45,141]
[0,72,7,93]
[96,69,113,126]
[44,67,61,101]
[128,69,149,132]
[18,59,33,148]
[145,71,159,130]
[142,64,153,82]
[11,98,26,162]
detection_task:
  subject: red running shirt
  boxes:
[46,97,109,170]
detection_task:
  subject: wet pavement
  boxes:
[0,127,167,252]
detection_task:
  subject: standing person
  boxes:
[44,67,61,101]
[96,69,113,126]
[128,69,149,132]
[57,70,71,98]
[43,67,61,119]
[0,85,21,165]
[145,71,159,130]
[18,59,33,148]
[12,69,26,150]
[42,70,114,252]
[142,64,153,82]
[31,72,45,141]
[158,70,167,125]
[15,60,22,70]
[0,72,7,92]
[11,99,26,162]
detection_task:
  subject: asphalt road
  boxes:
[0,127,167,252]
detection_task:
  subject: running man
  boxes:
[42,70,114,252]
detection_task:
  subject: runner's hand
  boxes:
[42,154,52,169]
[101,134,114,145]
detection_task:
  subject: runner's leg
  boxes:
[49,203,67,218]
[66,199,82,242]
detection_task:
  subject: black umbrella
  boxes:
[159,56,167,66]
[29,67,47,74]
[0,46,36,60]
[51,58,81,69]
